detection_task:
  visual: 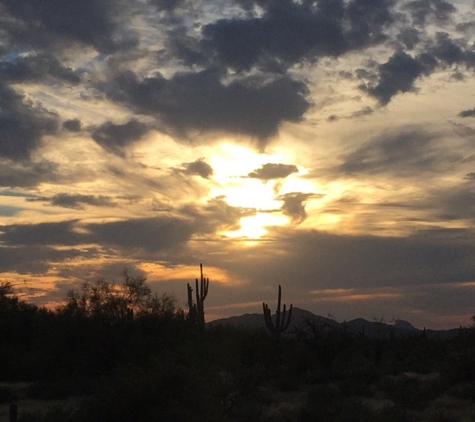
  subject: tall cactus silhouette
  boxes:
[187,263,209,328]
[263,285,293,338]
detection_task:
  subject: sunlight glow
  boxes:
[207,142,321,238]
[223,212,288,239]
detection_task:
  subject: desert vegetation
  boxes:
[2,268,475,421]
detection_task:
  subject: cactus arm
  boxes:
[187,264,209,327]
[263,285,293,338]
[282,304,293,331]
[276,285,282,329]
[263,302,275,332]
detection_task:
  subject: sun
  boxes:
[224,212,289,239]
[206,143,314,239]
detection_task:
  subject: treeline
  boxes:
[0,273,191,382]
[2,271,475,421]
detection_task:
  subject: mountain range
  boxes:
[209,307,461,340]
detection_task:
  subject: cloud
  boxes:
[0,197,253,252]
[165,29,211,67]
[0,217,195,253]
[363,31,475,104]
[0,160,59,187]
[430,32,467,66]
[397,27,421,50]
[1,0,137,54]
[62,119,82,132]
[107,69,310,146]
[337,127,463,176]
[247,163,299,180]
[91,119,152,156]
[0,84,59,160]
[0,221,84,246]
[149,0,185,11]
[210,227,475,294]
[435,188,475,221]
[0,245,94,275]
[0,53,80,84]
[28,193,117,209]
[195,0,394,72]
[364,51,436,105]
[278,192,321,224]
[459,108,475,118]
[404,0,456,26]
[182,159,214,179]
[86,217,196,252]
[184,197,255,232]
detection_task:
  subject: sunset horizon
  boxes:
[2,0,475,331]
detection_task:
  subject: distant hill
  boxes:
[208,307,338,331]
[209,307,460,339]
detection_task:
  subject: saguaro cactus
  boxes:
[263,285,293,338]
[187,263,209,327]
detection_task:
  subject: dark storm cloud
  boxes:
[91,119,151,156]
[212,227,475,293]
[435,188,475,221]
[278,192,321,224]
[456,21,475,34]
[182,159,214,179]
[430,32,466,66]
[165,29,211,68]
[459,108,475,118]
[149,0,185,11]
[0,53,80,84]
[194,0,394,72]
[338,128,462,176]
[0,0,137,54]
[346,0,394,48]
[404,0,456,26]
[86,217,196,251]
[0,160,59,188]
[397,27,420,50]
[87,199,252,251]
[180,197,255,234]
[0,83,59,160]
[200,3,343,71]
[364,51,436,105]
[0,245,94,275]
[28,194,116,209]
[108,69,310,145]
[0,221,83,246]
[62,119,82,132]
[365,31,475,105]
[0,198,252,255]
[247,163,299,180]
[0,217,193,251]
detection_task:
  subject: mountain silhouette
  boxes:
[209,307,459,339]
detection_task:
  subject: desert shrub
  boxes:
[75,361,228,422]
[377,373,447,410]
[337,377,374,397]
[299,394,376,422]
[0,385,14,403]
[26,379,93,400]
[447,381,475,400]
[19,406,77,422]
[374,404,412,422]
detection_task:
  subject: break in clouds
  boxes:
[2,0,475,328]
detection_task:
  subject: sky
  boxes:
[2,0,475,329]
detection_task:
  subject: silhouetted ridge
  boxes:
[211,308,458,339]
